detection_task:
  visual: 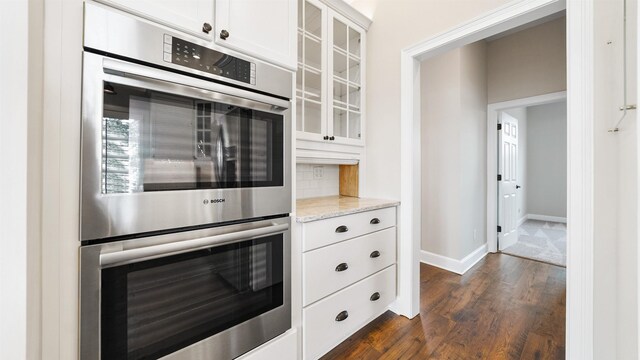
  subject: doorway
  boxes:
[399,0,596,355]
[494,96,568,267]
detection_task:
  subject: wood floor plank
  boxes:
[320,254,566,360]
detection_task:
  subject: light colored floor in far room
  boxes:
[502,219,567,267]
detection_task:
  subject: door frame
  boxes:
[487,91,567,253]
[399,0,594,358]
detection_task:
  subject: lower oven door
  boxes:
[80,217,291,360]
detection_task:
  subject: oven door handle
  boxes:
[101,58,290,111]
[100,222,289,267]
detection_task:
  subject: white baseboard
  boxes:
[518,215,528,227]
[420,243,488,275]
[526,213,567,223]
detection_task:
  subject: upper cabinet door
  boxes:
[327,9,365,146]
[96,0,214,40]
[215,0,298,70]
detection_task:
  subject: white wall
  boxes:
[525,101,567,218]
[348,0,511,202]
[0,0,43,358]
[503,107,528,222]
[421,41,487,260]
[592,0,638,358]
[487,16,566,103]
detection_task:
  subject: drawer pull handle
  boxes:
[335,262,349,272]
[370,250,381,258]
[370,218,381,224]
[335,310,349,322]
[335,225,349,233]
[370,292,381,301]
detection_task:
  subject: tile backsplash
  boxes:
[296,164,339,199]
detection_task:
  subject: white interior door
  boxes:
[498,112,519,250]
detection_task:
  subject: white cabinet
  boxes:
[296,0,369,155]
[95,0,215,40]
[296,206,397,359]
[95,0,298,70]
[215,0,298,70]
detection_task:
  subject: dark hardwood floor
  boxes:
[321,253,566,360]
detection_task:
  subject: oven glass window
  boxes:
[101,82,284,193]
[100,234,284,360]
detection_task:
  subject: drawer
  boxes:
[303,227,396,306]
[303,265,396,360]
[302,207,396,252]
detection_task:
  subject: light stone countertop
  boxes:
[295,196,400,223]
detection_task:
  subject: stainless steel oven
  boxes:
[81,3,292,241]
[80,217,291,360]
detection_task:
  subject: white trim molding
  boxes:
[487,91,567,253]
[527,214,568,223]
[420,244,488,275]
[566,0,594,358]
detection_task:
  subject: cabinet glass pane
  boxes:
[333,80,347,105]
[349,58,360,84]
[304,70,321,101]
[296,67,302,92]
[333,108,347,138]
[296,98,303,131]
[348,85,360,110]
[305,3,322,38]
[349,112,361,139]
[333,19,348,51]
[333,51,347,80]
[304,101,322,134]
[297,33,303,64]
[304,36,322,70]
[298,0,303,28]
[348,28,361,57]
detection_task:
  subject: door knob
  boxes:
[202,22,212,34]
[220,29,230,40]
[516,185,522,189]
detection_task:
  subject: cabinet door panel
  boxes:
[96,0,213,40]
[215,0,297,70]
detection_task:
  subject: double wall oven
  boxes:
[80,3,292,359]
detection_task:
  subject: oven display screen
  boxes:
[164,35,255,85]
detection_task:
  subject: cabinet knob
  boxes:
[335,310,349,322]
[370,292,381,301]
[202,22,212,34]
[335,225,349,233]
[335,262,349,272]
[370,250,381,258]
[323,135,329,140]
[329,136,335,141]
[370,218,381,225]
[220,29,230,40]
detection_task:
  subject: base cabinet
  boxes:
[303,266,396,360]
[296,206,398,359]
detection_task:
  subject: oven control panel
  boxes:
[163,35,255,85]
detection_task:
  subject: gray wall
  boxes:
[421,41,487,260]
[525,101,567,218]
[487,16,566,103]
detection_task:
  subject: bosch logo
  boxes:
[203,198,225,205]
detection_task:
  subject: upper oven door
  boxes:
[81,52,292,241]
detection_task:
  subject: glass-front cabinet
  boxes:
[296,0,366,147]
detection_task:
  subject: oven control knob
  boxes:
[220,29,230,40]
[202,22,213,34]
